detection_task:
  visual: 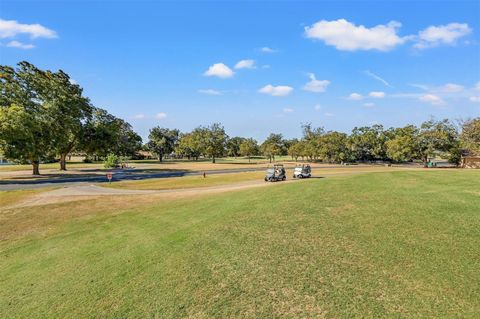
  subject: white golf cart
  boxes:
[293,164,311,179]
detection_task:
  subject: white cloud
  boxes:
[198,89,222,95]
[69,79,78,85]
[364,70,392,87]
[6,40,35,49]
[347,93,363,100]
[283,108,294,113]
[0,19,57,39]
[314,104,322,111]
[258,84,293,97]
[470,96,480,103]
[260,46,277,53]
[203,63,234,78]
[155,112,167,119]
[437,83,464,93]
[304,19,406,51]
[419,94,445,106]
[363,102,375,107]
[324,112,335,117]
[369,91,386,98]
[303,73,330,93]
[414,23,471,49]
[475,82,480,91]
[133,114,146,119]
[262,64,271,69]
[234,59,256,69]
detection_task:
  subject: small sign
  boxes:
[107,173,113,183]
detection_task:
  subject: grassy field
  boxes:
[1,170,479,318]
[105,171,265,190]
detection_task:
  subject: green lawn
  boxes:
[104,171,265,190]
[1,170,479,318]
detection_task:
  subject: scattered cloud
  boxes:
[475,82,480,91]
[347,93,363,100]
[0,18,57,39]
[283,108,294,113]
[155,112,167,119]
[133,114,146,119]
[258,84,293,97]
[198,89,222,95]
[419,94,445,106]
[303,73,330,93]
[203,63,234,78]
[364,70,392,87]
[260,46,277,53]
[314,104,322,111]
[437,83,464,93]
[69,79,78,85]
[470,96,480,103]
[324,112,335,117]
[262,64,271,69]
[234,59,256,69]
[304,19,406,51]
[369,91,386,98]
[414,23,471,49]
[5,40,35,49]
[363,102,375,107]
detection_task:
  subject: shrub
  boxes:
[103,154,120,168]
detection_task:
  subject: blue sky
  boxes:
[1,1,479,141]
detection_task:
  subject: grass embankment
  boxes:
[105,171,265,190]
[1,170,479,318]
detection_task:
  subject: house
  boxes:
[461,156,480,169]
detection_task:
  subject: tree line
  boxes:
[1,62,479,175]
[147,119,479,166]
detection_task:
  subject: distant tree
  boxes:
[261,133,284,163]
[176,129,205,160]
[147,127,179,162]
[460,118,480,155]
[350,125,387,161]
[239,138,259,162]
[288,140,304,161]
[113,122,143,157]
[318,131,352,163]
[418,119,459,164]
[226,136,245,158]
[203,123,228,163]
[78,108,137,159]
[385,125,419,162]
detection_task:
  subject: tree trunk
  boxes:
[159,154,163,162]
[60,154,67,171]
[269,156,272,163]
[248,156,251,163]
[32,160,40,175]
[212,156,216,163]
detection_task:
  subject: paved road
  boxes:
[0,164,391,191]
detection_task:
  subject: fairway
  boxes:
[1,170,479,318]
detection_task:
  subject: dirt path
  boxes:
[6,179,299,209]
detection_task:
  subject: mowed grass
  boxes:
[1,170,479,318]
[104,171,265,190]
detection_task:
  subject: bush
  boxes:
[103,154,120,168]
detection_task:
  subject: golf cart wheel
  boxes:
[298,175,302,179]
[282,176,286,181]
[293,175,296,178]
[264,177,268,182]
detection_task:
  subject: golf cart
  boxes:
[264,164,286,182]
[293,164,311,179]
